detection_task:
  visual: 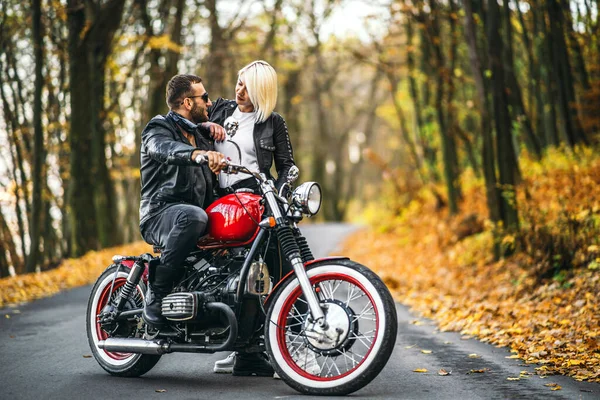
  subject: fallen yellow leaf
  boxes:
[468,369,488,374]
[468,353,480,358]
[421,350,432,354]
[413,368,428,373]
[155,389,167,393]
[505,355,520,359]
[507,377,520,381]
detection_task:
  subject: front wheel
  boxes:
[86,265,161,377]
[265,259,397,395]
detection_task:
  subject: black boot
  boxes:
[232,352,274,377]
[142,283,169,327]
[143,264,181,328]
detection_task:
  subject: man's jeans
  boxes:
[140,204,208,269]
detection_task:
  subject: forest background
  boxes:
[1,0,596,275]
[2,0,600,382]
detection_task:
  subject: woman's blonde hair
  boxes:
[238,60,277,123]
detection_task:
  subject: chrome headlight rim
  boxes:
[292,182,322,216]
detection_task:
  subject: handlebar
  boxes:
[194,154,257,178]
[195,154,288,205]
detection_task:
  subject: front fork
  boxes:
[290,256,326,326]
[263,187,326,327]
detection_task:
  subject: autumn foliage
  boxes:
[0,242,152,308]
[342,146,600,382]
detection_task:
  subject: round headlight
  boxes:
[292,182,322,216]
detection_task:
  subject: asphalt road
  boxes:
[1,223,598,399]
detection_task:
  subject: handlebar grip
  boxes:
[194,154,208,165]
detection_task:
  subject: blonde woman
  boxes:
[209,60,295,195]
[208,61,296,378]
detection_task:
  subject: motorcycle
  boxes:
[86,158,398,396]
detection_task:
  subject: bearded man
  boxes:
[139,74,227,327]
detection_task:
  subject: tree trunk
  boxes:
[533,0,560,147]
[502,0,542,158]
[446,0,461,194]
[312,70,332,219]
[261,0,283,62]
[387,73,425,184]
[0,208,21,276]
[337,70,383,218]
[518,0,547,149]
[487,0,519,233]
[67,0,125,256]
[205,0,227,96]
[281,68,302,158]
[27,0,45,273]
[141,0,185,120]
[563,1,591,91]
[67,5,98,256]
[41,189,59,267]
[429,0,460,214]
[46,11,71,257]
[547,0,588,146]
[0,79,28,269]
[405,15,437,182]
[463,0,500,224]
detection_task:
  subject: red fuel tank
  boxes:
[199,193,264,248]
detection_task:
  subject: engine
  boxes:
[161,292,206,321]
[160,251,270,322]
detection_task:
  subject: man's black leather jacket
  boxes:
[208,98,295,189]
[139,113,215,227]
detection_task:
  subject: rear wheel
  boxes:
[265,260,397,395]
[86,265,161,376]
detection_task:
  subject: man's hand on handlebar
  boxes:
[192,150,228,174]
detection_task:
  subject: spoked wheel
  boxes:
[86,265,161,376]
[265,260,397,395]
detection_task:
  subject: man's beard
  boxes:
[190,102,208,123]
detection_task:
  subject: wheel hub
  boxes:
[304,300,351,351]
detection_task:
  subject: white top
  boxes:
[215,107,259,188]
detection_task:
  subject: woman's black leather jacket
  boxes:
[208,98,295,189]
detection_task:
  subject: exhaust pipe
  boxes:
[97,302,238,355]
[98,338,169,355]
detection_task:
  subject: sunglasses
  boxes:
[182,92,209,104]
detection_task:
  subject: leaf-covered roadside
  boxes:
[341,148,600,382]
[0,242,152,308]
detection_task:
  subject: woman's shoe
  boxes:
[213,352,235,373]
